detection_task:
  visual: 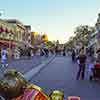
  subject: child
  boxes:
[1,48,8,68]
[89,48,100,80]
[88,61,94,80]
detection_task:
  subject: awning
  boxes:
[0,40,17,48]
[0,26,10,33]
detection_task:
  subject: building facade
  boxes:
[6,19,26,43]
[95,13,100,49]
[0,19,17,48]
[24,25,32,47]
[88,13,100,56]
[0,19,17,59]
[0,19,30,59]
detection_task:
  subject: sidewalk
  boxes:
[0,55,53,79]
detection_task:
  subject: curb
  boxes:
[24,56,55,81]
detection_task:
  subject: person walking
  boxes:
[72,49,75,62]
[96,48,100,63]
[63,46,66,56]
[44,48,49,57]
[76,50,87,80]
[1,48,8,68]
[27,49,31,59]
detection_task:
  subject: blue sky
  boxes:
[0,0,100,43]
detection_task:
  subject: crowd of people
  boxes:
[0,45,67,69]
[71,47,100,80]
[40,46,66,57]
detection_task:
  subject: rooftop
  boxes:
[5,19,26,30]
[5,19,23,24]
[24,25,31,30]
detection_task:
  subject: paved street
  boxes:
[0,55,50,79]
[30,56,100,100]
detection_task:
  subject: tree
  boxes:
[56,40,59,44]
[42,34,48,44]
[65,39,74,50]
[47,41,55,47]
[74,25,95,46]
[65,25,95,50]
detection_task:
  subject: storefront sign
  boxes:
[0,40,17,48]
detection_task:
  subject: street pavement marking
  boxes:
[24,56,55,81]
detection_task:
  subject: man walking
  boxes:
[76,50,87,80]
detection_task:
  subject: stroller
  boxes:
[90,63,100,80]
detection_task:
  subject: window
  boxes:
[2,32,6,39]
[0,33,3,38]
[9,33,12,40]
[13,34,17,41]
[6,33,10,39]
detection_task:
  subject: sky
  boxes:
[0,0,100,43]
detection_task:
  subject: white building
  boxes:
[88,13,100,56]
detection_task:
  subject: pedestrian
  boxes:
[72,49,75,62]
[40,49,44,56]
[30,50,34,58]
[55,46,58,56]
[96,48,100,63]
[76,54,80,65]
[89,48,100,80]
[76,50,87,80]
[28,50,31,59]
[63,47,66,56]
[88,57,95,80]
[94,48,100,78]
[44,48,49,57]
[1,48,8,68]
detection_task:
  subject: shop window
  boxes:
[0,33,3,38]
[12,35,15,40]
[15,32,18,41]
[6,34,10,39]
[13,34,17,41]
[10,34,14,40]
[10,34,13,40]
[2,32,6,39]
